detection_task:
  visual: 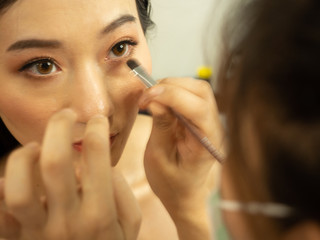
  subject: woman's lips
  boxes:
[73,141,83,152]
[73,134,117,152]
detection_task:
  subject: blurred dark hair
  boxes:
[217,0,320,238]
[0,0,16,13]
[136,0,154,34]
[0,0,154,157]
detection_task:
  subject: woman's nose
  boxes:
[69,65,113,122]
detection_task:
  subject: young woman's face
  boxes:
[0,0,152,165]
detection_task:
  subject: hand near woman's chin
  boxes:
[1,109,141,240]
[140,78,224,240]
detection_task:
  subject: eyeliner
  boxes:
[127,59,225,163]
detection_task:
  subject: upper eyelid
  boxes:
[108,38,138,51]
[18,59,61,79]
[106,39,138,59]
[19,57,59,72]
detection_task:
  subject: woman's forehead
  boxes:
[0,0,138,40]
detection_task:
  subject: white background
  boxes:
[147,0,236,82]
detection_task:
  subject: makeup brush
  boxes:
[127,59,225,163]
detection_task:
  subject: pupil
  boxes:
[114,43,125,56]
[38,61,53,74]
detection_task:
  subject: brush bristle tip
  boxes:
[127,59,140,70]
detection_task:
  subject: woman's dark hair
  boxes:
[218,0,320,238]
[0,0,16,14]
[136,0,154,34]
[0,0,154,158]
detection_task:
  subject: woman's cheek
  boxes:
[0,94,56,145]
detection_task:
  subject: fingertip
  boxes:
[148,101,170,117]
[51,108,77,122]
[148,86,165,97]
[7,142,40,164]
[87,114,109,129]
[92,114,107,119]
[23,142,41,159]
[60,108,77,117]
[83,115,110,152]
[139,86,165,107]
[24,142,40,150]
[42,108,77,153]
[91,114,108,122]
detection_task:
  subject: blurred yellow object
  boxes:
[197,66,213,80]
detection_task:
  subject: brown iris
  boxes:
[36,60,54,75]
[111,42,127,57]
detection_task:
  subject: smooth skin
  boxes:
[4,110,140,240]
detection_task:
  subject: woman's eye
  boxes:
[108,40,137,59]
[20,59,60,76]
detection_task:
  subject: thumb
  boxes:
[0,178,21,239]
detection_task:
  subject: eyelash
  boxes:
[18,39,138,78]
[107,39,138,61]
[19,57,59,73]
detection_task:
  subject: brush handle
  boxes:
[174,112,225,163]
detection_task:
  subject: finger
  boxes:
[81,115,114,215]
[0,178,21,239]
[141,83,223,147]
[5,143,46,228]
[40,109,79,215]
[141,84,215,129]
[144,101,179,161]
[112,170,141,240]
[143,85,225,164]
[140,77,215,110]
[159,77,215,101]
[157,78,220,130]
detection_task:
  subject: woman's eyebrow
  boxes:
[7,39,61,52]
[6,14,137,52]
[100,14,137,36]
